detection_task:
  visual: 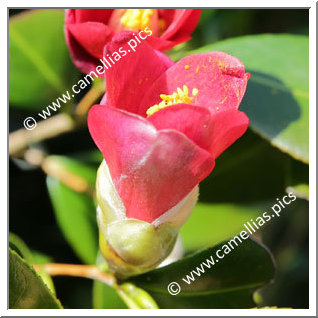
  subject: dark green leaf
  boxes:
[285,158,309,200]
[192,34,309,163]
[9,9,79,110]
[198,130,288,204]
[130,239,275,308]
[9,248,62,309]
[47,175,98,264]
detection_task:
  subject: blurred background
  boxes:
[9,9,309,309]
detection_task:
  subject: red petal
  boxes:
[88,105,214,223]
[208,110,249,158]
[147,104,249,159]
[104,32,174,115]
[145,9,201,51]
[65,9,115,73]
[145,35,175,52]
[161,9,202,43]
[66,9,113,24]
[148,104,214,151]
[140,52,250,115]
[67,22,113,59]
[65,26,99,74]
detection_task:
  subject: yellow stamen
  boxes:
[121,9,155,30]
[146,85,199,116]
[184,65,190,70]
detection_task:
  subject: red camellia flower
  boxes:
[88,32,250,225]
[65,9,201,74]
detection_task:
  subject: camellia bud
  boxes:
[96,160,199,278]
[88,41,250,278]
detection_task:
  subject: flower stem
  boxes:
[34,263,116,287]
[75,79,105,117]
[9,113,75,157]
[23,148,94,195]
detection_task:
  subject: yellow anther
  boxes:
[146,85,199,116]
[192,88,199,96]
[121,9,154,30]
[185,65,190,70]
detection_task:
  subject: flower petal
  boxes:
[88,104,214,223]
[147,104,249,158]
[145,9,201,52]
[208,109,249,158]
[65,30,99,74]
[67,22,113,59]
[65,9,114,73]
[140,51,250,115]
[104,32,174,115]
[161,9,202,42]
[66,9,113,24]
[147,104,214,151]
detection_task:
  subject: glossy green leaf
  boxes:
[92,258,157,308]
[9,248,62,309]
[130,238,275,308]
[180,202,265,251]
[9,9,79,110]
[93,282,127,309]
[192,34,309,163]
[9,232,33,261]
[285,158,309,200]
[198,129,288,204]
[92,252,127,309]
[31,252,56,294]
[9,233,56,294]
[117,283,159,309]
[47,175,98,264]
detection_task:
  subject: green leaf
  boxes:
[92,252,127,309]
[117,283,159,309]
[9,9,79,110]
[31,252,56,294]
[198,130,288,204]
[192,34,309,163]
[9,232,33,261]
[285,158,309,200]
[9,233,56,294]
[47,175,98,264]
[180,202,264,251]
[9,248,62,309]
[93,282,127,309]
[129,238,275,308]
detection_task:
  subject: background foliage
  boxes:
[9,9,309,309]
